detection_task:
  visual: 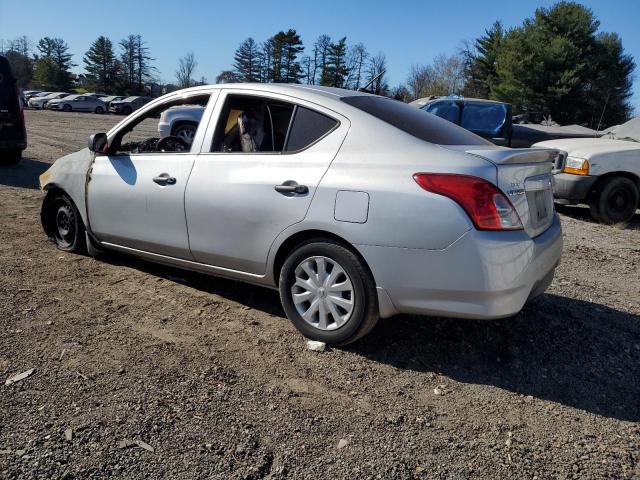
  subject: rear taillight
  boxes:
[413,173,523,231]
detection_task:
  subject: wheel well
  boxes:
[588,172,640,204]
[170,120,198,135]
[272,230,375,286]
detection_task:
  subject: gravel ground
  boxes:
[1,110,639,479]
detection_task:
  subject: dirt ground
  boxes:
[1,110,639,479]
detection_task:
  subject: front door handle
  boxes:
[153,173,176,186]
[275,182,308,195]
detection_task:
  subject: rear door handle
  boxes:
[153,173,176,186]
[275,182,308,195]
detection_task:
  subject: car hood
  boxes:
[533,138,639,159]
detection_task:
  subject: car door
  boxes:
[87,91,218,259]
[184,89,349,275]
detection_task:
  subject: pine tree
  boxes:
[83,36,118,93]
[321,37,349,87]
[233,38,260,82]
[35,37,74,89]
[118,34,154,95]
[268,30,303,83]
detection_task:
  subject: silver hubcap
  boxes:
[291,256,354,331]
[176,127,195,145]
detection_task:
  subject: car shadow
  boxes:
[95,253,640,422]
[0,157,51,189]
[556,204,640,229]
[350,294,640,422]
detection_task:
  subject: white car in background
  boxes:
[535,117,640,224]
[158,105,205,145]
[28,92,70,109]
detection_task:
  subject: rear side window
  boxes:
[341,95,490,146]
[285,106,338,152]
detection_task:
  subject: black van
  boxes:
[0,55,27,164]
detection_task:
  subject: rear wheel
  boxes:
[589,177,639,224]
[44,193,86,253]
[95,106,104,114]
[62,104,72,112]
[279,240,379,345]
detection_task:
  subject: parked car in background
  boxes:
[411,97,513,146]
[48,94,107,113]
[24,90,45,101]
[109,96,152,115]
[28,92,70,109]
[101,95,125,109]
[38,84,562,345]
[0,55,27,164]
[158,105,205,145]
[535,117,640,224]
[412,96,600,147]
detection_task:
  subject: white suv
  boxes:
[158,105,205,145]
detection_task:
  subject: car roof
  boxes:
[175,83,370,102]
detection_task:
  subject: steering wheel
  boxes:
[156,135,190,152]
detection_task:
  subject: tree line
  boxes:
[398,1,635,128]
[0,34,156,95]
[219,30,389,94]
[0,2,635,127]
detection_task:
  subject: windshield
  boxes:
[342,95,490,145]
[609,117,640,143]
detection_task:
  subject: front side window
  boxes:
[110,94,211,155]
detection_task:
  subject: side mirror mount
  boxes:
[88,133,108,154]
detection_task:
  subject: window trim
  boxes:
[208,91,341,156]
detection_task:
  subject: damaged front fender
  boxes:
[39,148,95,226]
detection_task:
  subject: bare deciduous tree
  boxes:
[176,52,197,88]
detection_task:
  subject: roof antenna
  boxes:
[596,92,610,134]
[359,70,386,93]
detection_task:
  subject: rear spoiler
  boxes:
[466,147,562,165]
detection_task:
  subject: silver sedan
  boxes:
[47,94,107,113]
[38,84,563,345]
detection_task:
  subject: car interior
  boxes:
[112,94,211,154]
[212,95,295,153]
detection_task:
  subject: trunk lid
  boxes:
[465,147,560,238]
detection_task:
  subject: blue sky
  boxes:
[1,0,638,111]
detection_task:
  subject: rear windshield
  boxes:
[341,95,489,145]
[460,102,508,136]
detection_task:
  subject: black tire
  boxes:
[172,123,198,145]
[95,106,104,114]
[44,193,86,253]
[279,239,379,345]
[122,106,132,115]
[589,177,639,224]
[0,149,21,165]
[62,104,72,112]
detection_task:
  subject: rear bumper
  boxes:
[553,173,597,203]
[357,213,563,319]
